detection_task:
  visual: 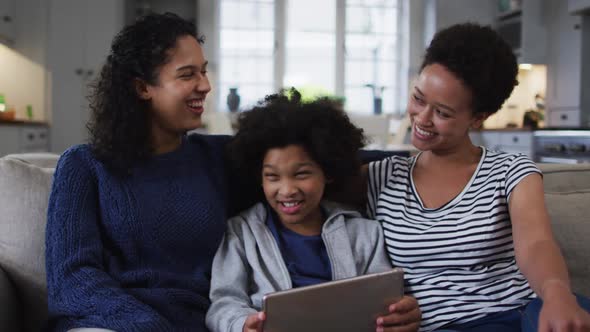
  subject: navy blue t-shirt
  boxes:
[265,205,332,288]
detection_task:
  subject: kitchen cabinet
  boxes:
[0,124,50,157]
[47,0,124,153]
[569,0,590,14]
[470,130,534,158]
[0,0,16,45]
[495,0,547,64]
[544,0,590,127]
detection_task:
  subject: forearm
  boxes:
[517,238,572,300]
[47,264,170,330]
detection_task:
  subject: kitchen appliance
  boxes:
[533,129,590,164]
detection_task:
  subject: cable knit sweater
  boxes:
[45,134,230,332]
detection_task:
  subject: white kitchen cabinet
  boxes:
[544,0,590,127]
[0,0,16,45]
[495,0,547,64]
[47,0,124,153]
[519,0,547,64]
[0,124,50,157]
[548,108,582,127]
[470,130,534,158]
[569,0,590,14]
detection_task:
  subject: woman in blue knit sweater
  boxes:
[45,13,230,331]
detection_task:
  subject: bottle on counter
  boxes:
[0,94,6,112]
[0,94,16,121]
[26,104,33,120]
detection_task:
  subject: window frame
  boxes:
[215,0,408,115]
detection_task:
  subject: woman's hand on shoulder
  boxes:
[375,295,422,332]
[539,285,590,332]
[243,311,265,332]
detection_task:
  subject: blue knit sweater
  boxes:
[45,134,230,332]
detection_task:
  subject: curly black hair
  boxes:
[420,22,518,115]
[87,12,203,174]
[227,89,367,198]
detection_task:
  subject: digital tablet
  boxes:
[262,268,404,332]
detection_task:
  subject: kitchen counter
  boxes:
[475,127,590,132]
[0,120,49,126]
[472,127,534,132]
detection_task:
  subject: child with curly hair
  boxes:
[205,91,416,332]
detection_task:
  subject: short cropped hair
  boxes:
[420,23,518,115]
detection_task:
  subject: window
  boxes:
[284,0,336,93]
[217,0,406,114]
[344,0,402,114]
[218,0,275,111]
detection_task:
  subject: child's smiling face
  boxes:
[261,144,328,235]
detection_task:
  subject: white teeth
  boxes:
[415,125,435,137]
[188,100,203,108]
[282,202,299,207]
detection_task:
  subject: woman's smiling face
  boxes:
[408,63,487,153]
[140,35,211,142]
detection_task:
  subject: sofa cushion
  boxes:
[0,157,54,331]
[544,190,590,297]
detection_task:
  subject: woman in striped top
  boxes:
[356,23,590,331]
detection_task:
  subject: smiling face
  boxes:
[408,63,487,153]
[139,35,211,146]
[262,145,328,235]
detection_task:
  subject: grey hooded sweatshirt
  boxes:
[205,201,393,332]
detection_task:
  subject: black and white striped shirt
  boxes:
[367,148,540,331]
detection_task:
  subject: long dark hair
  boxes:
[87,12,203,173]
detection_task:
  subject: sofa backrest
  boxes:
[0,154,588,331]
[0,154,58,332]
[540,164,590,297]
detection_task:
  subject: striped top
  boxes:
[367,148,540,331]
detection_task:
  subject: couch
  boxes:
[1,153,589,331]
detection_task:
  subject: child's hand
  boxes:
[243,311,266,332]
[375,295,421,332]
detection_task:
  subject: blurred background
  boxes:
[1,0,589,163]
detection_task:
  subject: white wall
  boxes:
[0,0,50,121]
[0,43,46,121]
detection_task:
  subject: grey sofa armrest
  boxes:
[0,265,20,331]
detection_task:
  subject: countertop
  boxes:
[0,119,49,126]
[476,127,590,132]
[473,127,534,132]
